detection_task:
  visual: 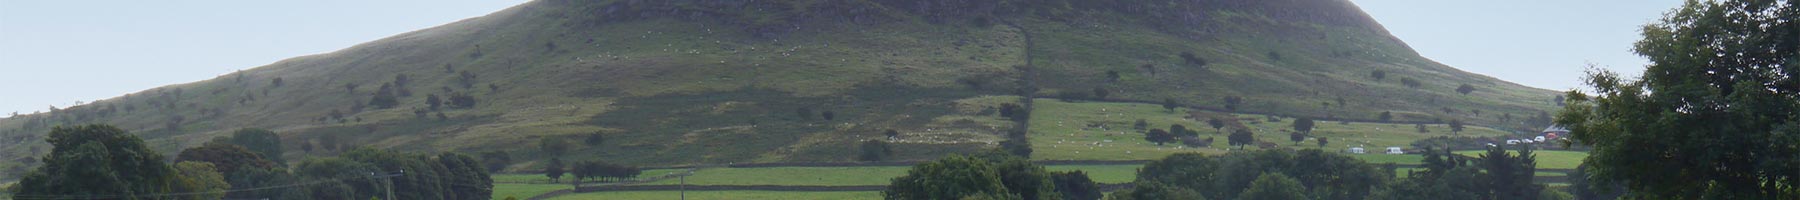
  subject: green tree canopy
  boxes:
[1556,0,1800,198]
[13,124,176,199]
[1238,173,1308,200]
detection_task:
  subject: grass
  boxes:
[1454,150,1589,169]
[492,169,688,183]
[1028,98,1514,161]
[1350,153,1425,165]
[493,183,569,200]
[639,167,912,186]
[1045,165,1142,184]
[547,191,881,200]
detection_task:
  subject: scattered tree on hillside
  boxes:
[859,140,893,161]
[1448,119,1465,135]
[427,94,443,111]
[1180,51,1208,69]
[1552,95,1566,106]
[1170,124,1196,138]
[1415,124,1430,133]
[1161,98,1177,112]
[1207,118,1225,132]
[1400,78,1421,88]
[1289,131,1306,145]
[1266,51,1283,61]
[1317,137,1328,148]
[1379,111,1394,122]
[1371,70,1388,80]
[1091,87,1109,99]
[344,83,358,94]
[1181,137,1213,148]
[1133,119,1148,131]
[1292,117,1315,134]
[544,158,565,183]
[998,103,1028,121]
[271,77,284,88]
[822,110,836,121]
[884,129,900,138]
[1105,70,1121,82]
[448,93,477,108]
[1142,129,1171,146]
[1228,129,1255,148]
[1456,84,1477,95]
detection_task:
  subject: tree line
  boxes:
[5,124,493,200]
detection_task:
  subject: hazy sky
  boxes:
[0,1,1680,116]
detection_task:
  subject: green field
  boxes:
[547,191,882,200]
[639,167,911,186]
[1350,153,1425,165]
[493,169,689,184]
[1046,165,1143,184]
[1028,99,1515,161]
[493,183,569,200]
[1454,150,1589,169]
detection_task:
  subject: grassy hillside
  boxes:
[0,0,1560,180]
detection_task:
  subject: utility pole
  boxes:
[372,170,404,200]
[680,174,686,200]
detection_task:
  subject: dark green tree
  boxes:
[1050,171,1102,200]
[1292,117,1315,134]
[540,137,570,157]
[479,151,511,173]
[1238,173,1308,200]
[1227,129,1254,148]
[1161,98,1178,112]
[176,142,276,176]
[1378,111,1393,122]
[426,94,443,111]
[1371,70,1387,81]
[884,155,1008,200]
[545,158,566,183]
[1447,119,1465,135]
[1110,181,1205,200]
[1091,87,1109,99]
[1555,1,1800,199]
[584,132,605,146]
[13,125,177,199]
[1206,118,1225,132]
[220,128,284,165]
[1456,84,1477,95]
[1134,119,1149,131]
[1145,129,1174,145]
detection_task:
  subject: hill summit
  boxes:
[0,0,1559,175]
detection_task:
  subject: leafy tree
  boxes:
[822,110,836,120]
[1400,78,1421,88]
[859,140,893,161]
[171,161,231,200]
[1447,119,1465,135]
[369,88,399,109]
[1292,117,1315,134]
[447,93,477,108]
[1416,124,1430,133]
[1379,111,1393,122]
[426,94,443,111]
[1317,137,1328,148]
[1371,70,1387,81]
[1238,173,1308,200]
[176,142,276,176]
[1180,51,1209,69]
[271,77,284,87]
[1568,163,1625,200]
[1206,118,1225,132]
[437,152,492,200]
[992,158,1060,200]
[1170,124,1196,138]
[884,155,1010,200]
[1555,1,1800,199]
[1105,71,1121,82]
[221,128,284,165]
[13,124,177,198]
[1145,129,1174,145]
[1050,171,1101,200]
[224,166,308,199]
[1456,84,1477,95]
[1161,98,1177,111]
[1288,131,1306,145]
[1552,95,1565,106]
[1133,119,1149,131]
[1109,181,1205,200]
[540,137,570,157]
[1227,129,1254,148]
[294,157,383,200]
[545,158,565,183]
[884,129,900,138]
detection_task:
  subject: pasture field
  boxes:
[547,191,882,200]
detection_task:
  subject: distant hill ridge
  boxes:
[0,0,1558,177]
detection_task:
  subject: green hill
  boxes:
[0,0,1560,179]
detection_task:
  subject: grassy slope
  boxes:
[0,0,1561,179]
[1028,99,1512,161]
[549,191,882,200]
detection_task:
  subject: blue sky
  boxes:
[0,0,1680,116]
